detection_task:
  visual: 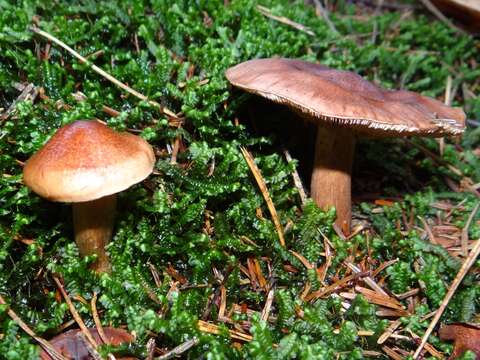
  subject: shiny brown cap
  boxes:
[23,120,155,202]
[226,58,465,136]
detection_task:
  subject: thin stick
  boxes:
[198,320,252,342]
[0,295,68,360]
[241,147,286,247]
[91,292,109,345]
[261,288,275,321]
[256,5,315,36]
[413,237,480,359]
[53,276,98,350]
[461,202,479,257]
[305,271,367,302]
[312,0,338,33]
[30,27,178,119]
[156,338,199,360]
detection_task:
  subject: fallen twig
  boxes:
[91,292,109,345]
[256,5,315,36]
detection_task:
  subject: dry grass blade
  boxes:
[461,202,479,257]
[240,147,286,247]
[318,236,332,283]
[419,216,437,244]
[377,319,401,344]
[53,276,98,351]
[0,295,68,360]
[371,258,399,278]
[413,237,480,359]
[284,150,307,206]
[354,286,407,313]
[30,27,179,119]
[345,262,388,296]
[261,288,275,321]
[256,5,315,36]
[254,258,268,290]
[382,345,403,360]
[198,320,252,342]
[218,285,227,320]
[290,250,313,269]
[305,272,367,302]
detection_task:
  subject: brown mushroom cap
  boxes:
[23,120,155,202]
[225,58,466,136]
[431,0,480,32]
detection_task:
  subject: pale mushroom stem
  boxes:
[72,194,116,273]
[311,126,356,231]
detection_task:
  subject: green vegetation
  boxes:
[1,0,479,358]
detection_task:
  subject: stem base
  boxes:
[72,194,116,273]
[311,126,355,231]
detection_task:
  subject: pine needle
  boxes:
[30,27,179,119]
[240,147,286,247]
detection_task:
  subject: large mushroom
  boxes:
[23,120,155,272]
[226,58,465,230]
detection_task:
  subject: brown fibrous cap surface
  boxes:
[225,58,466,137]
[23,120,155,202]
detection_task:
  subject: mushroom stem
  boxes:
[72,194,116,273]
[311,126,356,231]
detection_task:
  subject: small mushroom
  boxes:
[431,0,480,32]
[226,58,466,230]
[23,120,155,272]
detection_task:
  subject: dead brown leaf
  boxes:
[439,323,480,359]
[40,327,135,359]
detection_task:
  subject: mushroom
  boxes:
[23,120,155,272]
[226,58,466,230]
[431,0,480,32]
